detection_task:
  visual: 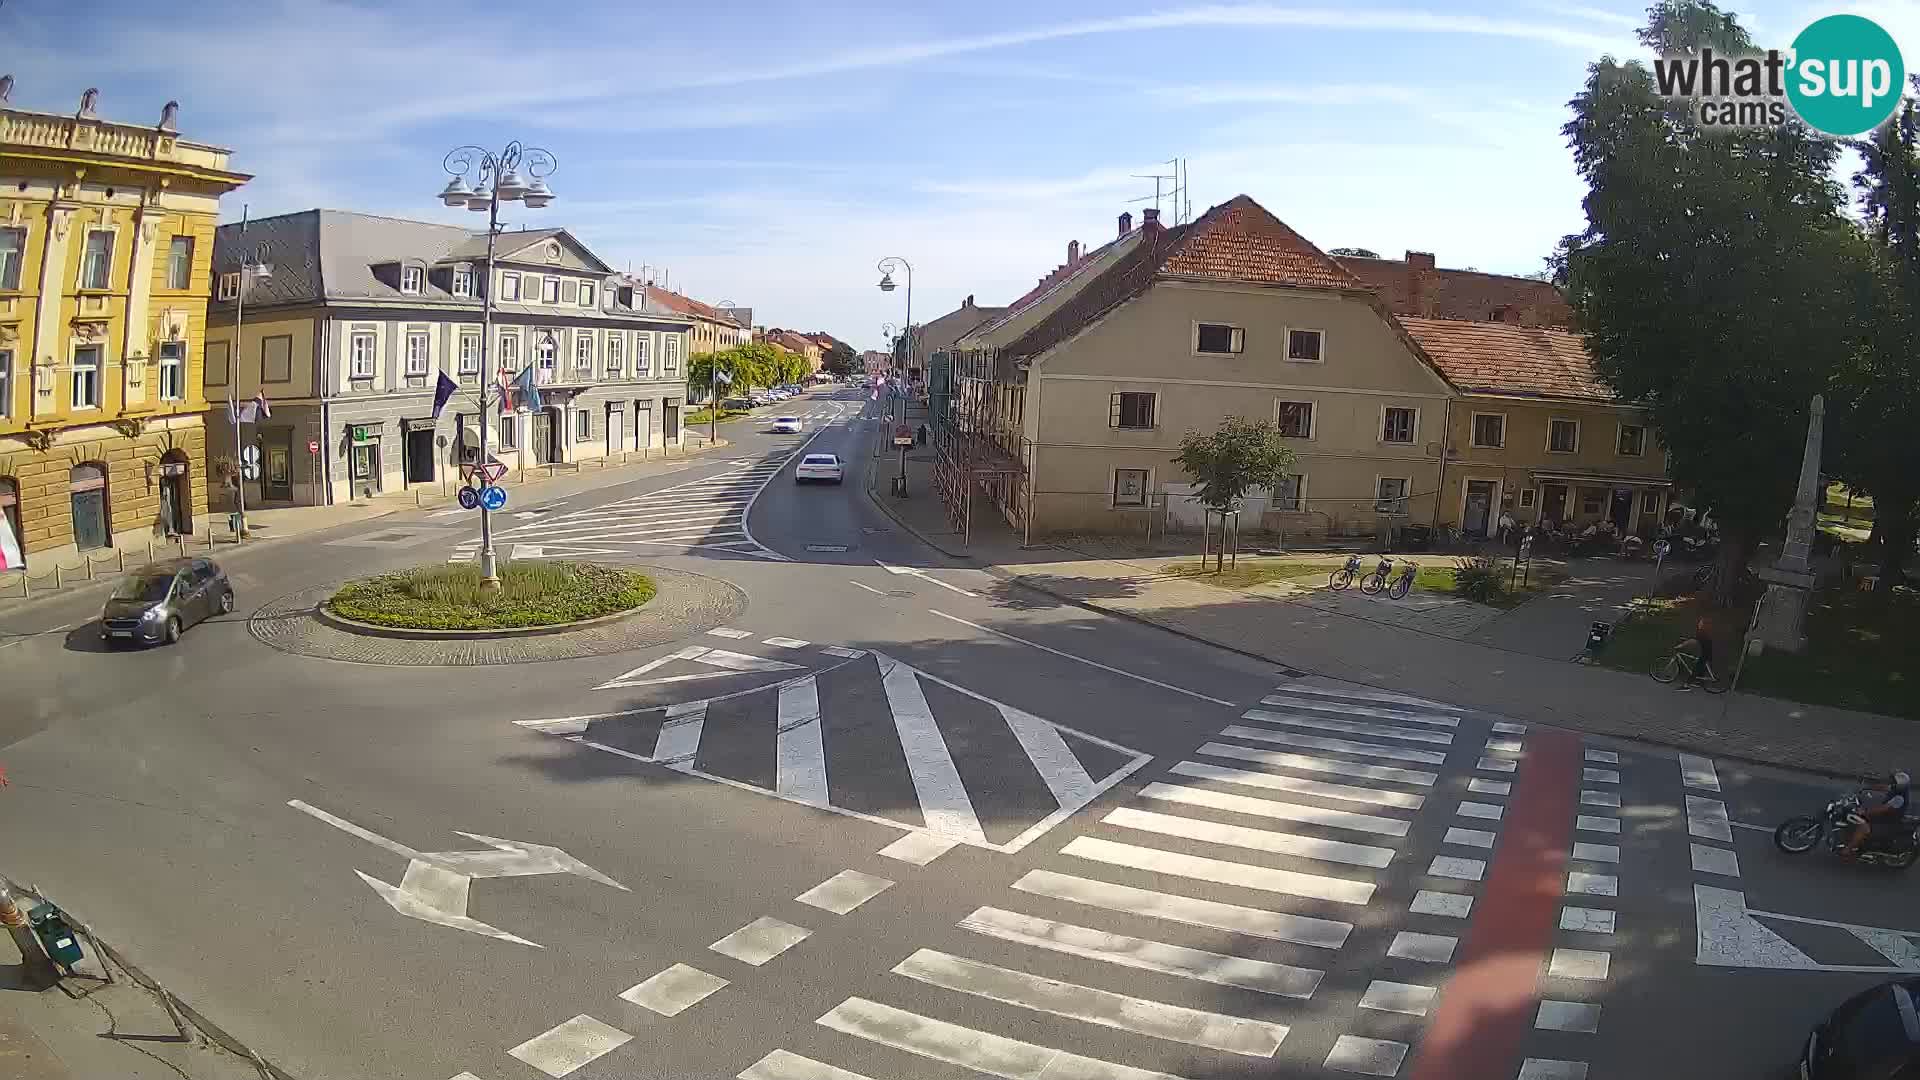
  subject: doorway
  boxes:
[349,441,381,498]
[69,463,111,551]
[1,476,25,570]
[633,402,652,451]
[606,407,623,456]
[531,410,556,465]
[1609,489,1634,534]
[263,429,293,503]
[663,402,680,442]
[404,425,437,485]
[1541,483,1570,526]
[158,451,192,536]
[1462,479,1497,537]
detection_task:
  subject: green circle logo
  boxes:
[1786,15,1905,136]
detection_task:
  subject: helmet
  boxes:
[1893,771,1912,792]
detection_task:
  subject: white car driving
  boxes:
[769,416,803,434]
[794,453,843,484]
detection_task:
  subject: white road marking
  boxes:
[847,580,887,595]
[507,1015,633,1077]
[1691,842,1741,877]
[619,964,730,1016]
[1012,869,1352,949]
[1476,756,1518,773]
[1194,743,1436,787]
[652,701,707,765]
[1359,980,1436,1016]
[1217,725,1445,765]
[875,559,978,596]
[776,677,829,806]
[1410,890,1474,918]
[1427,856,1485,882]
[1519,1060,1589,1080]
[1456,801,1504,820]
[1105,806,1398,868]
[880,655,987,844]
[1584,749,1620,764]
[820,645,866,658]
[1168,760,1426,809]
[1560,907,1616,934]
[1240,708,1454,746]
[1323,1034,1409,1076]
[1256,695,1460,728]
[1271,683,1456,710]
[928,609,1237,706]
[763,636,810,649]
[1137,782,1411,837]
[1062,836,1376,905]
[1680,753,1720,791]
[959,906,1323,998]
[1730,819,1776,833]
[1581,789,1622,808]
[817,997,1185,1080]
[596,646,804,691]
[1548,948,1611,980]
[892,948,1288,1057]
[1491,721,1528,734]
[1468,779,1511,796]
[709,627,752,638]
[1537,1000,1602,1032]
[709,917,812,966]
[1387,930,1458,963]
[739,1049,875,1080]
[1583,767,1620,784]
[1572,842,1620,863]
[998,700,1098,809]
[1567,872,1618,897]
[1577,815,1621,834]
[1686,795,1734,842]
[796,870,894,914]
[878,832,961,866]
[1444,827,1497,849]
[1485,738,1523,753]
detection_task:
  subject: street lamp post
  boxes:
[877,258,913,495]
[438,141,556,591]
[712,299,737,448]
[229,237,273,538]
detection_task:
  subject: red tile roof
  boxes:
[1338,255,1573,328]
[644,284,743,326]
[1398,317,1614,402]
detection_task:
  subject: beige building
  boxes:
[641,284,748,356]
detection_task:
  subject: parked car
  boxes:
[101,557,234,646]
[769,416,804,434]
[795,453,844,484]
[723,397,755,409]
[1799,977,1920,1078]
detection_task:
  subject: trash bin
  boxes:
[1398,524,1433,552]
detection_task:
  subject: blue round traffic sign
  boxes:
[479,485,508,512]
[457,487,480,510]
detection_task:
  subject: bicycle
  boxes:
[1359,556,1395,595]
[1651,647,1728,693]
[1387,560,1417,599]
[1328,554,1363,591]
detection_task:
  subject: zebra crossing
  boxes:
[449,455,791,563]
[515,647,1153,853]
[738,679,1539,1080]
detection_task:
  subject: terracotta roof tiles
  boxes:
[1398,316,1613,402]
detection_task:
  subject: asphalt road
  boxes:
[1,387,1916,1080]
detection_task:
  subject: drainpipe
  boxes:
[1431,396,1453,530]
[319,319,335,506]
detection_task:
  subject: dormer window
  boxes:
[451,266,473,297]
[400,265,424,294]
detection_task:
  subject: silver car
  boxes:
[100,557,235,646]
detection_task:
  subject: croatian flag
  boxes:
[0,513,21,572]
[253,390,272,419]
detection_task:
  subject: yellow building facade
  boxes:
[0,84,248,571]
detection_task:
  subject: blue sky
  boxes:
[6,0,1913,348]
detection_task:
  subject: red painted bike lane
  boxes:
[1407,726,1584,1080]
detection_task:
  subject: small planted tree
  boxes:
[1174,416,1295,570]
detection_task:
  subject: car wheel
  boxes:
[164,616,182,645]
[219,590,235,615]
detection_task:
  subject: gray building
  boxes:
[204,210,693,506]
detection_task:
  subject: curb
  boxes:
[859,456,974,562]
[314,594,653,640]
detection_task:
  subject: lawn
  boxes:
[1166,554,1566,608]
[327,561,655,630]
[684,406,749,425]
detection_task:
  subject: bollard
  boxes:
[0,885,56,987]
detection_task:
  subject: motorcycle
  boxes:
[1774,790,1920,868]
[1328,554,1364,591]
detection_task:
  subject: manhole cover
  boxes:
[806,544,850,552]
[861,527,890,535]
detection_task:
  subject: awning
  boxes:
[1531,471,1672,488]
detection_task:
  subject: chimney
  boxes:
[1405,250,1439,318]
[1141,208,1161,236]
[1067,240,1081,266]
[1118,211,1133,238]
[964,293,975,308]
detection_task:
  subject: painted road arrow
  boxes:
[289,800,628,948]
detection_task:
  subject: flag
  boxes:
[715,367,733,386]
[252,390,271,420]
[0,512,22,572]
[515,364,542,413]
[225,388,238,425]
[431,371,458,419]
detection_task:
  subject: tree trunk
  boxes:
[1877,498,1916,590]
[1710,531,1754,610]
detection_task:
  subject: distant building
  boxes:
[641,285,749,356]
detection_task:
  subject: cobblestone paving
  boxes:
[246,565,748,666]
[1294,586,1504,638]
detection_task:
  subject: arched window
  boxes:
[158,450,192,537]
[69,462,111,551]
[0,476,23,570]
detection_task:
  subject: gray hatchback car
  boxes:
[100,557,234,646]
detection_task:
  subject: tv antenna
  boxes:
[1129,158,1191,224]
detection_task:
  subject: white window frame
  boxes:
[78,228,114,290]
[1616,421,1646,458]
[663,335,681,375]
[541,277,560,304]
[1519,487,1537,509]
[1380,405,1419,445]
[0,226,24,290]
[1273,472,1307,513]
[167,235,194,291]
[536,332,557,374]
[498,330,520,372]
[458,332,481,375]
[451,267,473,297]
[1469,411,1507,449]
[1284,326,1326,364]
[579,282,595,308]
[1191,322,1245,356]
[575,408,591,439]
[574,329,594,373]
[1109,391,1156,430]
[218,272,240,301]
[400,265,424,295]
[70,344,101,409]
[405,331,431,376]
[635,334,652,377]
[1374,475,1412,516]
[0,347,13,418]
[605,332,625,375]
[157,341,185,401]
[1274,399,1315,439]
[349,332,377,379]
[499,273,520,302]
[1548,416,1581,454]
[1111,466,1152,509]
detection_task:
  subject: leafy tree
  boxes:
[1174,417,1295,569]
[822,341,860,379]
[687,341,791,397]
[1556,0,1870,605]
[1328,247,1381,258]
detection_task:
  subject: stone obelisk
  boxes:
[1752,394,1823,654]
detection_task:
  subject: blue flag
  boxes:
[515,364,542,413]
[431,371,458,419]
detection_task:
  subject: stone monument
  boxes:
[1752,394,1824,654]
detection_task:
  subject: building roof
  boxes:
[915,298,1007,359]
[1337,253,1573,328]
[643,285,744,327]
[1397,317,1614,403]
[1004,195,1361,361]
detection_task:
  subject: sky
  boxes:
[6,0,1917,349]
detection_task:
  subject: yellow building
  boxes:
[0,83,248,571]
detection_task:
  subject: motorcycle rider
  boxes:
[1840,771,1913,857]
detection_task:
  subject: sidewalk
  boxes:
[870,451,1909,777]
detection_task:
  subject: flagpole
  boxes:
[233,208,250,541]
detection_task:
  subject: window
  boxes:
[576,409,591,439]
[498,415,517,450]
[1580,488,1605,514]
[350,332,376,379]
[1617,423,1645,457]
[1113,468,1149,507]
[167,236,194,290]
[458,333,481,375]
[205,341,229,386]
[1641,491,1661,513]
[0,227,23,290]
[452,267,472,297]
[1286,328,1324,362]
[400,266,424,294]
[536,332,557,374]
[0,349,11,417]
[80,229,114,289]
[1382,406,1417,444]
[1194,323,1244,355]
[1109,392,1156,429]
[158,341,184,400]
[635,335,652,377]
[500,273,521,302]
[561,280,578,304]
[1275,400,1313,438]
[1519,488,1536,509]
[574,330,594,373]
[606,333,625,375]
[218,272,239,301]
[541,277,560,304]
[579,282,595,308]
[664,335,680,375]
[71,345,100,408]
[1549,417,1580,453]
[1471,412,1506,449]
[262,335,291,382]
[406,331,430,376]
[1274,473,1304,512]
[498,331,520,371]
[1375,477,1410,515]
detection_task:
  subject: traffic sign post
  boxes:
[479,486,507,512]
[307,439,320,455]
[457,487,480,511]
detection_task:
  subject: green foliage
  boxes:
[687,341,809,395]
[1172,416,1296,513]
[1450,556,1507,603]
[822,341,860,379]
[327,562,655,630]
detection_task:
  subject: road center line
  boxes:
[927,609,1236,707]
[848,580,887,595]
